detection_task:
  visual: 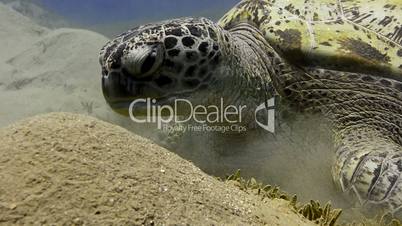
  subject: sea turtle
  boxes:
[99,0,402,217]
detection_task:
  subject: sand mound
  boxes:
[0,3,48,60]
[0,0,69,29]
[0,4,126,128]
[0,20,122,127]
[0,112,314,225]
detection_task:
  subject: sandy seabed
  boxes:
[0,112,315,225]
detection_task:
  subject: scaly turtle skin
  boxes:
[220,0,402,77]
[99,0,402,217]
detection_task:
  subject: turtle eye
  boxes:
[139,45,164,77]
[141,49,158,74]
[120,44,164,78]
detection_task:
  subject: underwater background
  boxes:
[2,0,239,37]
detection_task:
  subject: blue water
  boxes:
[40,0,239,26]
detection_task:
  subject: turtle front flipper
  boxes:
[333,127,402,217]
[278,65,402,217]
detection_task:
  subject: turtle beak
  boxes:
[101,70,136,115]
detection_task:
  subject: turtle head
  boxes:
[100,18,231,115]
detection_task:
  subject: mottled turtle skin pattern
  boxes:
[99,0,402,217]
[220,0,402,78]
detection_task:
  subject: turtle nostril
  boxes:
[141,50,157,74]
[102,67,108,77]
[110,60,121,69]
